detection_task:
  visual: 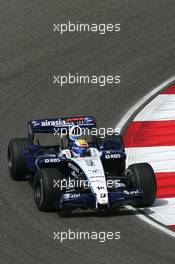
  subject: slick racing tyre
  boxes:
[126,163,157,207]
[8,137,33,180]
[33,168,62,212]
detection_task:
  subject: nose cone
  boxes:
[96,192,108,205]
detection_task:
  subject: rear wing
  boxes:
[28,116,96,138]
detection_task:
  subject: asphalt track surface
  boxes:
[0,1,175,263]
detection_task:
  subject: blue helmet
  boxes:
[69,134,81,141]
[71,139,89,156]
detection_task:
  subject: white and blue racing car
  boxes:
[7,116,157,212]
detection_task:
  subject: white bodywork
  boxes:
[64,148,109,207]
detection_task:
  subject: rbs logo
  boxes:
[44,158,60,163]
[105,154,121,159]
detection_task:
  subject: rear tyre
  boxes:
[97,134,124,148]
[33,168,62,212]
[126,163,157,207]
[7,137,33,180]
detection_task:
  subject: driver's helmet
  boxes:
[71,138,89,156]
[69,134,81,141]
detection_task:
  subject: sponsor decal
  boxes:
[85,160,95,167]
[68,163,80,173]
[97,186,105,190]
[32,117,94,128]
[100,193,106,198]
[88,175,104,178]
[44,158,60,163]
[63,193,81,200]
[105,154,121,159]
[87,169,101,173]
[71,171,78,177]
[32,121,40,127]
[129,190,140,195]
[41,119,74,127]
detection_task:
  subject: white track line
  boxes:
[116,76,175,238]
[125,205,175,238]
[135,94,175,121]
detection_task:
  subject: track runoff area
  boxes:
[118,77,175,237]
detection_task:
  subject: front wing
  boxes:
[58,189,143,210]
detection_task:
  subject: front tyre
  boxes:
[33,168,62,212]
[126,163,157,207]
